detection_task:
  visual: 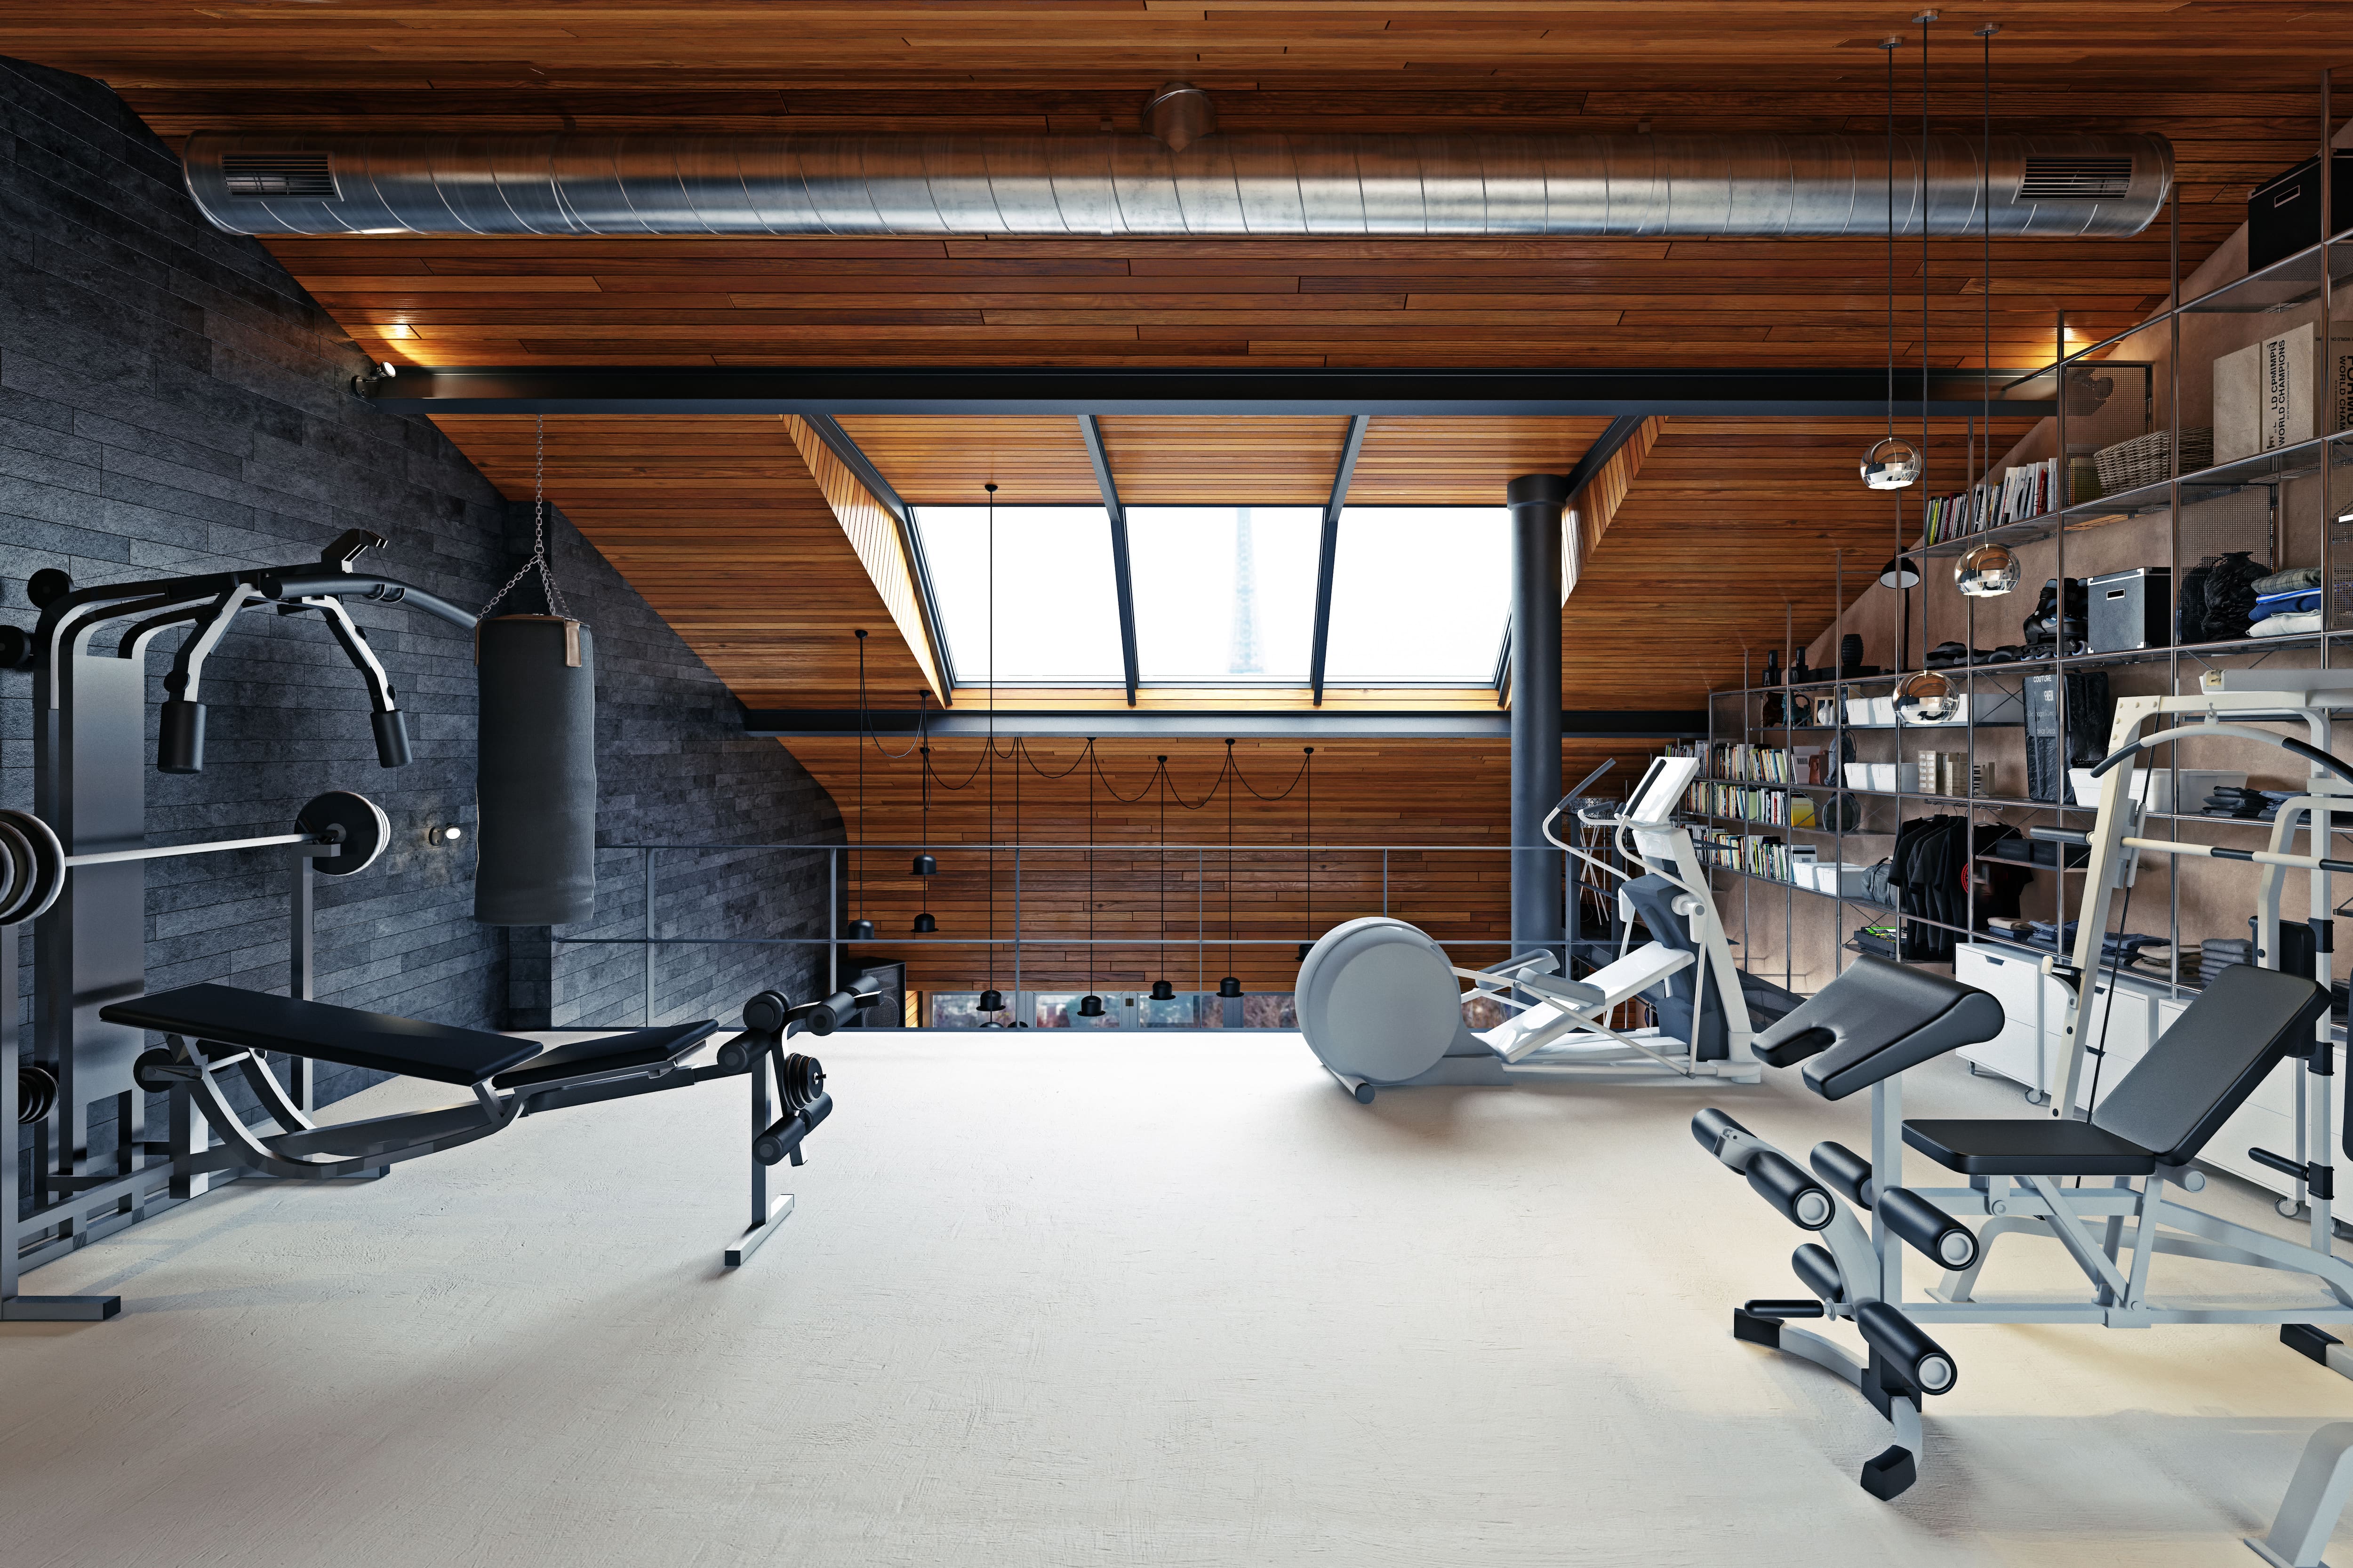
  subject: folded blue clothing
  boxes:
[2251,589,2321,621]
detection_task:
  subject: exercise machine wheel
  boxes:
[2280,1196,2304,1219]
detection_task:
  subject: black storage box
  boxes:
[2086,566,2170,654]
[2248,152,2353,274]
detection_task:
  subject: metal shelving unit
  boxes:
[1689,70,2350,1007]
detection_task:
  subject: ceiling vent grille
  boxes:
[220,153,337,199]
[2017,157,2133,201]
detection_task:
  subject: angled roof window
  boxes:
[912,504,1126,685]
[1320,507,1513,685]
[1125,505,1321,684]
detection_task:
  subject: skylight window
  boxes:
[912,505,1126,684]
[1320,507,1513,685]
[1125,506,1321,683]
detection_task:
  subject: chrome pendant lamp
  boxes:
[1860,32,1922,492]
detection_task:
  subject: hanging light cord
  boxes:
[1226,740,1237,980]
[1304,747,1315,942]
[481,413,572,619]
[1920,11,1933,527]
[1885,37,1897,446]
[1085,738,1096,997]
[855,630,865,922]
[1158,757,1169,983]
[986,481,997,1005]
[1982,24,1996,515]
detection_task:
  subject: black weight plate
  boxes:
[0,810,63,924]
[296,790,389,877]
[18,1063,56,1124]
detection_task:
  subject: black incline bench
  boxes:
[100,978,878,1269]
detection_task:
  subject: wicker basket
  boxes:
[2094,427,2214,494]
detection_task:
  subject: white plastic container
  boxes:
[1806,862,1875,897]
[2066,767,2247,814]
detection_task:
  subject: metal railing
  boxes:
[559,840,1587,1026]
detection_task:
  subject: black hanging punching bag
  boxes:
[475,615,597,924]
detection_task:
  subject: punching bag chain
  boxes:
[481,414,573,619]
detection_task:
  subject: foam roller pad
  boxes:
[474,616,597,925]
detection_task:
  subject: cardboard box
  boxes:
[2215,322,2353,464]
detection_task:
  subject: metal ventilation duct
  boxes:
[183,127,2171,239]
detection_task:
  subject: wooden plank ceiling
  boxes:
[3,8,2329,373]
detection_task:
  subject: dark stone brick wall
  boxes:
[0,56,842,1204]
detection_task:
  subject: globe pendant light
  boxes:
[1956,540,2019,597]
[1859,33,1920,493]
[1217,738,1242,1000]
[1896,669,1961,725]
[1078,737,1104,1022]
[846,628,876,941]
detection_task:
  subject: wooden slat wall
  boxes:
[432,414,936,706]
[782,415,947,704]
[793,736,1649,994]
[1566,415,1663,598]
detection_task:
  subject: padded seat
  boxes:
[493,1022,718,1089]
[1903,964,2332,1178]
[1903,1119,2158,1176]
[104,984,539,1086]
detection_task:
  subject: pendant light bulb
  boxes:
[1217,976,1243,999]
[912,851,936,876]
[1861,435,1922,490]
[846,917,875,940]
[1149,978,1176,1002]
[912,911,937,934]
[1077,993,1106,1019]
[977,987,1004,1014]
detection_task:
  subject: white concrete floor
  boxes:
[5,1032,2351,1567]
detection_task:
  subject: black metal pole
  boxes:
[1508,473,1568,969]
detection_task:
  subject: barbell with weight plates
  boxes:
[0,789,389,928]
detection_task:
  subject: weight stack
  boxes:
[475,615,598,925]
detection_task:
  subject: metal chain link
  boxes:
[480,414,571,619]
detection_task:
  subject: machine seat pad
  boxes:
[2089,963,2329,1166]
[493,1022,719,1089]
[1902,1119,2158,1176]
[1750,955,2006,1100]
[103,984,540,1087]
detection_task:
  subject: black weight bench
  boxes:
[1901,963,2331,1177]
[107,983,716,1090]
[96,979,856,1268]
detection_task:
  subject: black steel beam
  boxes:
[802,413,957,699]
[744,707,1707,740]
[1307,414,1369,707]
[1077,415,1141,706]
[1491,412,1647,696]
[359,365,2055,418]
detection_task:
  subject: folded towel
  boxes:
[2253,610,2324,638]
[2252,567,2322,595]
[2252,590,2322,621]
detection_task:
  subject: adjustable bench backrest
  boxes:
[104,984,545,1086]
[2090,963,2329,1166]
[1750,954,2006,1100]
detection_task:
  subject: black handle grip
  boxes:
[1856,1300,1957,1395]
[1877,1187,1978,1270]
[1808,1141,1874,1208]
[1746,1149,1835,1231]
[370,707,412,768]
[159,699,206,774]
